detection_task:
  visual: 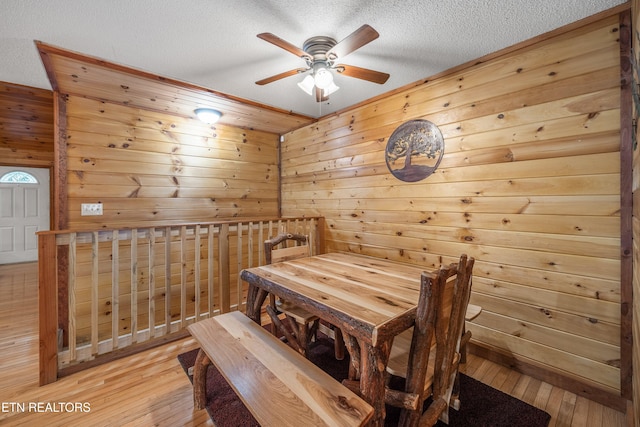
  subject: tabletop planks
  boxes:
[241,252,428,344]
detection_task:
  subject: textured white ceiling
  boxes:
[1,0,627,118]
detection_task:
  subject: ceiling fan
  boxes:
[255,24,390,102]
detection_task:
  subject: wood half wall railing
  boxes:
[37,217,325,385]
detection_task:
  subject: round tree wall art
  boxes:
[385,119,444,182]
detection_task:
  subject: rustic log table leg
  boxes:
[245,283,259,316]
[359,340,392,427]
[343,333,361,380]
[193,349,211,410]
[245,285,268,323]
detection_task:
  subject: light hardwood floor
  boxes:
[0,262,627,426]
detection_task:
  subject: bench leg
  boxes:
[193,349,211,410]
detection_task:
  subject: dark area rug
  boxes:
[178,337,551,426]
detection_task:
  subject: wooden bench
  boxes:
[187,311,373,427]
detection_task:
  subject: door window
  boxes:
[0,171,39,184]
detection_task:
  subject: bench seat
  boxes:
[187,311,373,427]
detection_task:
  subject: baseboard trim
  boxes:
[468,342,628,413]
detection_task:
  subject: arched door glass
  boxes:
[0,171,39,184]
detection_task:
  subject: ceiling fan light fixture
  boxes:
[256,25,388,103]
[313,67,333,89]
[297,75,315,95]
[194,108,222,124]
[323,81,340,96]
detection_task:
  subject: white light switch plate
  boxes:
[81,203,103,216]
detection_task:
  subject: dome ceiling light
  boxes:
[194,108,222,124]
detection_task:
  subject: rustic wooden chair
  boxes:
[264,233,344,359]
[384,254,475,427]
[450,301,481,411]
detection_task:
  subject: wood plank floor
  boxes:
[0,262,627,426]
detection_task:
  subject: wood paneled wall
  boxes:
[0,81,54,167]
[281,10,625,402]
[632,0,640,422]
[63,95,280,229]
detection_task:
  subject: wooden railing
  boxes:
[37,217,325,385]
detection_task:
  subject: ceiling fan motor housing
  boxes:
[302,36,337,66]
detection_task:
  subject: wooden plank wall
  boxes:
[631,0,640,421]
[0,81,54,167]
[281,12,624,399]
[63,95,280,229]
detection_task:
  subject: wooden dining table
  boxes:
[240,252,428,427]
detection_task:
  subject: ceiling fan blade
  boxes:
[257,33,312,61]
[256,68,308,85]
[335,64,390,84]
[327,24,379,60]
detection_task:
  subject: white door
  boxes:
[0,167,50,264]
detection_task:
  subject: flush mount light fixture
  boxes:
[194,108,222,124]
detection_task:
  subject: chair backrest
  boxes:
[264,233,311,265]
[401,254,474,424]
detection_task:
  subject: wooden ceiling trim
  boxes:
[36,41,316,134]
[45,57,310,133]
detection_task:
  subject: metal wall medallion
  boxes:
[385,119,444,182]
